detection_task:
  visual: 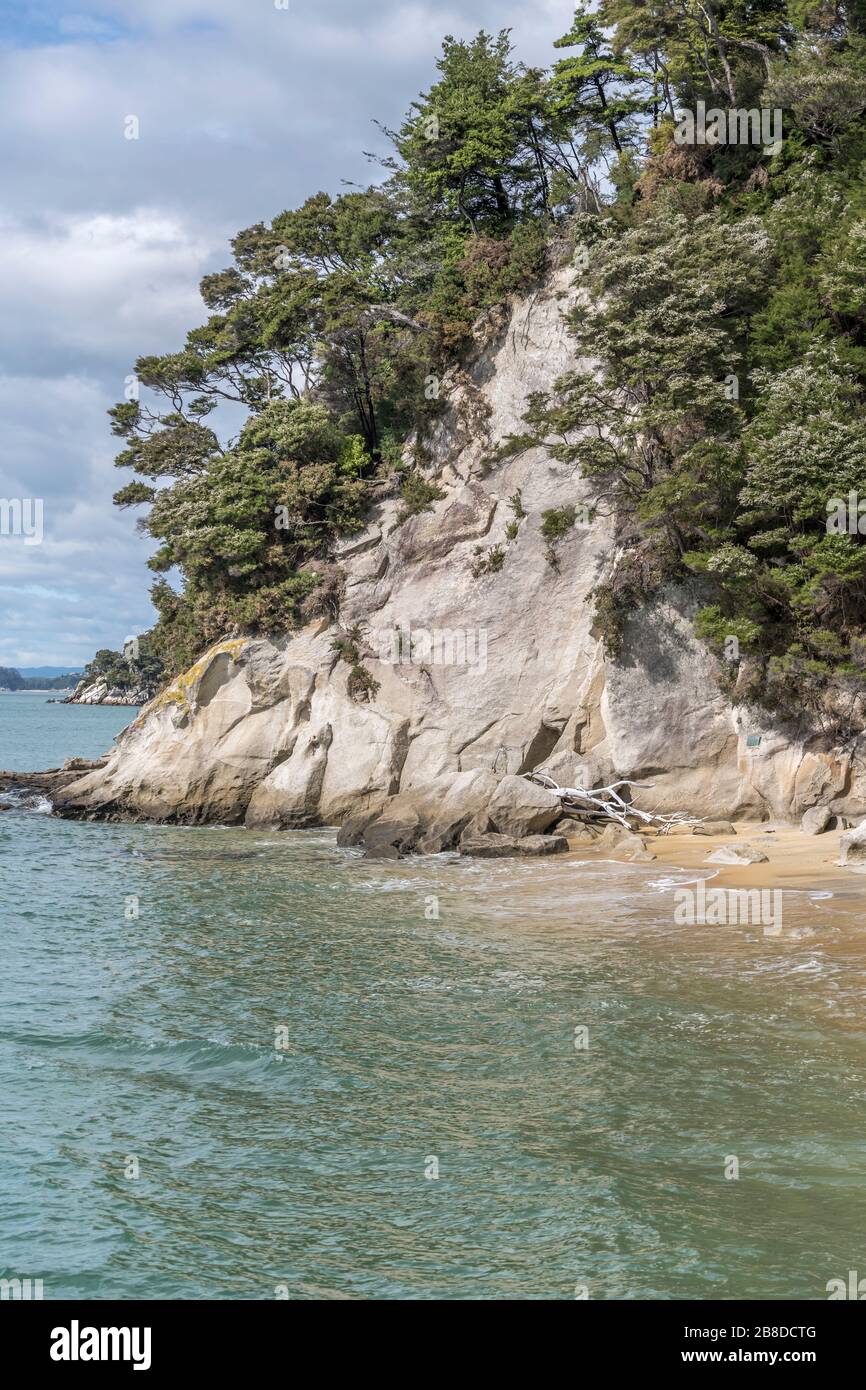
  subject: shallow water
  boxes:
[1,692,866,1299]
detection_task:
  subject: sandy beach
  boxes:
[571,821,865,896]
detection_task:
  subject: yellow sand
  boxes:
[571,821,864,896]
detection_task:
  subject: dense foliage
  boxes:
[112,2,866,731]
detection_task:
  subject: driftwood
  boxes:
[524,771,702,834]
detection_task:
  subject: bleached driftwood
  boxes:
[523,771,702,834]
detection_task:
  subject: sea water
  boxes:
[2,691,866,1299]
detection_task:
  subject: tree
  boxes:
[385,30,548,232]
[136,399,370,670]
[550,4,645,164]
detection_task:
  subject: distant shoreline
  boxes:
[0,692,75,700]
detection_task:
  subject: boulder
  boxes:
[596,824,645,851]
[839,819,866,869]
[706,843,769,865]
[590,823,656,861]
[336,810,381,847]
[349,769,499,855]
[414,769,500,853]
[554,817,601,842]
[487,775,561,839]
[692,820,737,836]
[362,811,421,860]
[514,834,570,856]
[801,806,832,836]
[459,809,494,840]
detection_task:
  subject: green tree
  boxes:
[550,4,645,164]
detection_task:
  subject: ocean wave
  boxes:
[0,790,53,815]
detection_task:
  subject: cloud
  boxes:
[0,212,214,376]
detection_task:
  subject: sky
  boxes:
[0,0,574,668]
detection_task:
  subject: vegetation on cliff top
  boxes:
[80,639,164,695]
[112,2,866,730]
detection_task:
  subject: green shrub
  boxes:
[397,473,445,523]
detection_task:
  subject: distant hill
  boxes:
[0,666,82,690]
[15,667,83,678]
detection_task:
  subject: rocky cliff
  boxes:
[51,264,866,843]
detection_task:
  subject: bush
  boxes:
[397,472,445,522]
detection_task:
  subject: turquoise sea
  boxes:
[1,690,866,1300]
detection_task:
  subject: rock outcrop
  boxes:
[65,678,154,706]
[45,263,866,844]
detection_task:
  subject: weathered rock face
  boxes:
[65,678,154,706]
[50,264,866,835]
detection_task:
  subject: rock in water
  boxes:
[459,832,568,858]
[362,812,421,860]
[486,775,562,839]
[514,834,569,856]
[459,833,522,858]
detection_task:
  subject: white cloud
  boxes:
[0,211,213,368]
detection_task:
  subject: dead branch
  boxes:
[524,771,702,833]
